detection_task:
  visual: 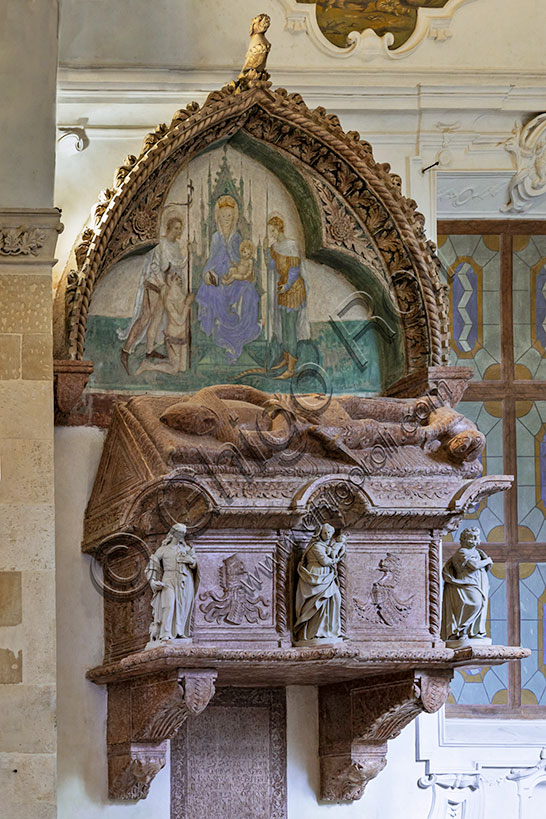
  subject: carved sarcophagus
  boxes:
[84,381,508,661]
[83,383,525,803]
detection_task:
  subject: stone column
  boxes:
[0,3,61,817]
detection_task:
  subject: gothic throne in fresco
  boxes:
[196,194,261,362]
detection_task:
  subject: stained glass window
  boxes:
[438,224,546,717]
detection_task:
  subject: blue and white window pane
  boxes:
[520,563,546,706]
[448,566,508,706]
[448,401,504,543]
[437,234,501,380]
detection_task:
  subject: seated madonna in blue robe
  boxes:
[196,195,260,362]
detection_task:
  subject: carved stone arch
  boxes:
[58,84,448,381]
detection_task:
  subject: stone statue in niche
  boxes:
[145,523,200,643]
[353,553,414,626]
[199,554,269,625]
[293,524,346,645]
[441,526,492,647]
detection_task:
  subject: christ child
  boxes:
[223,239,256,285]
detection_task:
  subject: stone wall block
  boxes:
[0,685,56,753]
[0,335,21,379]
[0,751,56,805]
[0,504,55,571]
[0,571,22,626]
[0,440,54,504]
[21,570,56,684]
[0,381,53,440]
[22,333,53,380]
[0,649,22,683]
[0,276,52,335]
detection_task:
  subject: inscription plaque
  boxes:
[171,687,287,818]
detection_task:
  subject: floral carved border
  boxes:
[60,84,448,372]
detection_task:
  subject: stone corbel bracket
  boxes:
[319,669,451,803]
[53,359,94,417]
[280,0,477,60]
[107,668,217,800]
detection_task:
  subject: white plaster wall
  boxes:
[58,0,546,73]
[0,0,58,207]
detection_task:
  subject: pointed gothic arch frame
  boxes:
[58,84,448,387]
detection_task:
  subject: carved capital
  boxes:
[319,669,451,803]
[107,669,217,800]
[0,208,62,265]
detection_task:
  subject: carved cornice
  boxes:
[60,83,448,370]
[279,0,478,61]
[86,643,530,687]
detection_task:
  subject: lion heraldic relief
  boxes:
[54,13,530,814]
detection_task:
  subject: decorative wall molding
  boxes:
[57,121,90,153]
[279,0,478,61]
[508,748,546,819]
[417,710,546,772]
[57,67,546,114]
[437,171,546,219]
[417,712,546,818]
[418,771,484,819]
[503,113,546,213]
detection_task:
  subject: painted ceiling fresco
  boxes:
[299,0,450,50]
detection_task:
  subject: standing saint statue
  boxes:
[441,526,492,646]
[145,523,199,643]
[293,523,346,645]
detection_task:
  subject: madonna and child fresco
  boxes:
[85,144,400,395]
